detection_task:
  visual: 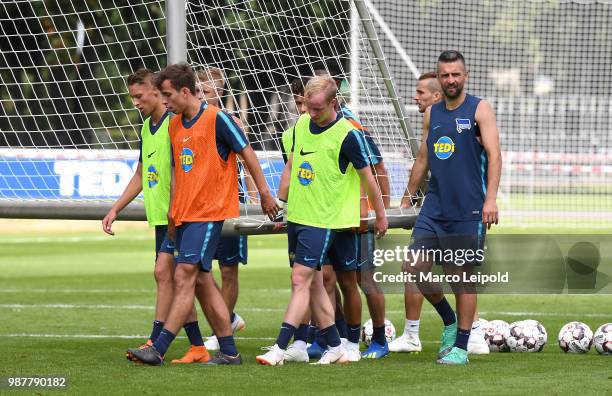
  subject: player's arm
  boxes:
[363,131,391,209]
[231,114,259,204]
[272,151,293,230]
[476,99,502,229]
[343,131,388,237]
[400,107,430,208]
[373,162,390,208]
[358,166,388,238]
[167,148,176,242]
[217,112,279,220]
[278,152,292,202]
[243,168,259,204]
[102,159,143,235]
[238,146,279,219]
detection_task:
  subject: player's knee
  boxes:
[407,259,429,274]
[337,272,358,295]
[291,271,311,292]
[322,271,335,291]
[154,264,173,285]
[195,274,206,290]
[322,267,335,283]
[173,267,197,290]
[323,279,336,295]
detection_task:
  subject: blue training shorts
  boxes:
[175,221,224,272]
[410,214,485,266]
[214,235,248,266]
[357,231,376,271]
[322,230,359,272]
[287,222,358,271]
[155,225,175,257]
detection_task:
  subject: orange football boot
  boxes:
[171,345,210,364]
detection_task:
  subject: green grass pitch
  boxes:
[0,221,611,395]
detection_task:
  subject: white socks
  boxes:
[404,319,420,337]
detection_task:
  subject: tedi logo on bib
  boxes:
[433,136,455,160]
[297,161,315,185]
[180,147,194,172]
[147,165,159,188]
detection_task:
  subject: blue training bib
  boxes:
[420,94,488,221]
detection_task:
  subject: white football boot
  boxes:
[283,342,309,363]
[346,341,362,362]
[388,333,422,353]
[256,344,285,366]
[311,345,349,365]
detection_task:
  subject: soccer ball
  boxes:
[483,320,511,352]
[506,320,547,352]
[557,321,593,353]
[361,318,396,346]
[593,323,612,355]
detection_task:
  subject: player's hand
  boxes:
[375,216,388,239]
[482,198,499,230]
[271,198,286,231]
[260,191,280,221]
[102,210,117,235]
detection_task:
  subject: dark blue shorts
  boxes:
[357,231,376,271]
[410,214,485,266]
[155,225,175,257]
[288,222,358,271]
[214,235,248,266]
[322,231,359,272]
[175,221,224,272]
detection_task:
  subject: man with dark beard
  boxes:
[402,51,501,365]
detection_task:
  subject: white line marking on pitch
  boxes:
[3,235,152,244]
[1,304,610,317]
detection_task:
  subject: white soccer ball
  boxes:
[506,320,547,352]
[593,323,612,355]
[483,320,511,352]
[361,318,396,346]
[558,321,593,353]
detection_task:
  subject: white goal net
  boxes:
[368,0,612,229]
[0,0,418,227]
[1,0,610,230]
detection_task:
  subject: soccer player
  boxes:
[391,71,489,355]
[127,63,278,365]
[184,67,251,351]
[313,62,392,360]
[280,75,382,362]
[401,51,501,365]
[281,76,348,362]
[255,76,388,366]
[102,68,209,364]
